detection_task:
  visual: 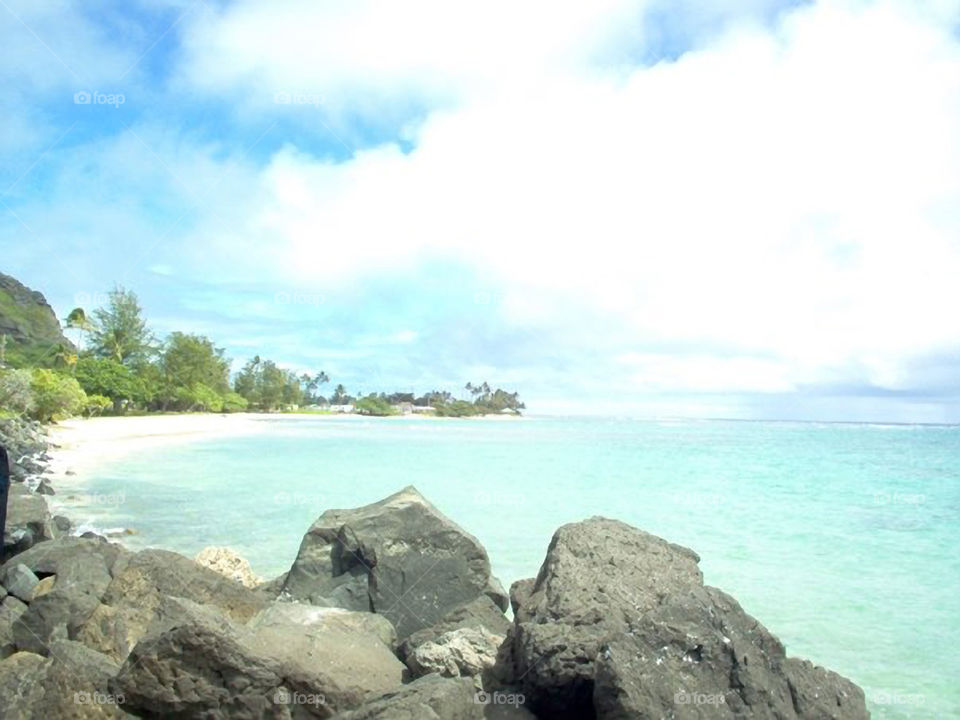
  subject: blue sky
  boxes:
[2,0,960,421]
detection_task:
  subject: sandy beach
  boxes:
[47,413,269,483]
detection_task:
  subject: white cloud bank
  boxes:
[171,0,960,405]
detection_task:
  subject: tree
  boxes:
[75,357,143,413]
[65,307,93,353]
[232,356,302,411]
[89,287,155,366]
[355,394,398,416]
[331,384,349,404]
[159,332,230,408]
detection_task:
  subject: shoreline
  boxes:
[46,412,523,483]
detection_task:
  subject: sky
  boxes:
[1,0,959,421]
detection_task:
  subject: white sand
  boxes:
[46,413,270,484]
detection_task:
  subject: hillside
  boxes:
[0,271,74,367]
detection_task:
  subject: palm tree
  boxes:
[65,307,92,354]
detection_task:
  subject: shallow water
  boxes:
[64,415,960,718]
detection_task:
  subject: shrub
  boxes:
[84,394,113,416]
[221,391,249,413]
[0,368,35,415]
[30,369,87,421]
[355,394,398,416]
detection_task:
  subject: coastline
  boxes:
[46,412,522,482]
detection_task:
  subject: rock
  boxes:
[2,484,53,561]
[784,658,869,720]
[508,579,534,616]
[399,595,511,662]
[0,584,5,601]
[113,597,383,718]
[247,602,405,698]
[0,642,128,719]
[52,515,74,536]
[194,546,262,588]
[283,486,507,639]
[256,571,289,598]
[0,538,130,656]
[0,652,46,715]
[0,596,28,659]
[250,601,398,651]
[13,551,113,654]
[30,574,56,600]
[332,673,483,720]
[77,547,268,662]
[406,627,505,681]
[502,517,869,720]
[0,564,39,602]
[36,479,55,496]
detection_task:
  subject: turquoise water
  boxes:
[72,416,959,718]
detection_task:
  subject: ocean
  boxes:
[60,415,960,718]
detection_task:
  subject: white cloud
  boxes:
[170,0,960,398]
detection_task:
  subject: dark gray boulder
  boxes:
[113,597,399,718]
[77,547,269,662]
[501,517,868,720]
[2,484,53,560]
[0,596,28,659]
[331,673,483,720]
[784,658,869,720]
[0,641,129,719]
[0,537,130,656]
[399,595,511,663]
[283,486,508,640]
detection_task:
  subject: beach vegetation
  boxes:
[355,394,399,416]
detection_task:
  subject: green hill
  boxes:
[0,271,74,368]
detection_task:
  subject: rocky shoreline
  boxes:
[1,417,870,718]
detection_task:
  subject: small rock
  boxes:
[0,565,39,603]
[30,575,56,601]
[406,627,505,680]
[194,546,261,589]
[35,480,54,496]
[333,673,483,720]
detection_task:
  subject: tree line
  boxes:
[0,286,524,421]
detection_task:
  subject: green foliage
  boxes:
[75,357,143,411]
[221,391,249,413]
[29,369,87,421]
[0,368,35,415]
[433,399,482,417]
[355,394,399,416]
[233,356,304,411]
[84,394,112,416]
[89,286,155,365]
[174,382,224,412]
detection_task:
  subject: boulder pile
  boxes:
[0,475,869,719]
